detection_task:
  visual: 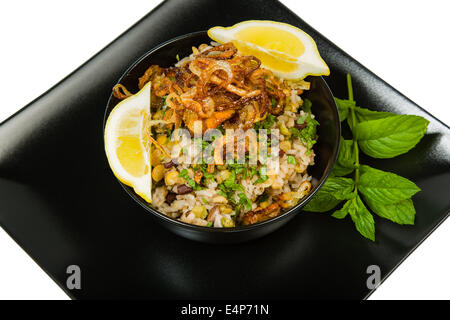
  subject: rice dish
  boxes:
[112,42,319,227]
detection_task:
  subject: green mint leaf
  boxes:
[331,208,348,219]
[354,106,395,123]
[354,114,429,158]
[363,197,415,225]
[358,165,421,204]
[330,179,356,201]
[334,97,354,122]
[303,193,341,212]
[349,196,376,241]
[331,200,352,219]
[303,177,355,212]
[332,137,356,176]
[346,106,395,131]
[331,196,375,241]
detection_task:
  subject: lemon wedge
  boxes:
[104,82,152,203]
[208,20,329,79]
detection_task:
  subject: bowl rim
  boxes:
[103,30,341,234]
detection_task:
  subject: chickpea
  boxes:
[279,122,291,137]
[271,179,282,189]
[212,195,228,204]
[153,109,163,120]
[216,170,231,184]
[219,205,233,214]
[156,135,168,145]
[192,205,208,219]
[164,170,179,186]
[151,164,165,182]
[259,201,270,209]
[150,149,161,166]
[221,217,235,228]
[294,163,306,173]
[279,140,292,153]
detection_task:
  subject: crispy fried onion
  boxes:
[189,58,233,97]
[240,181,312,225]
[111,42,297,131]
[138,65,163,89]
[112,84,133,100]
[166,85,216,119]
[277,181,312,208]
[198,42,237,60]
[241,203,281,225]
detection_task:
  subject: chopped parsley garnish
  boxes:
[287,155,297,165]
[290,112,319,154]
[271,97,277,108]
[178,169,202,191]
[255,114,277,130]
[254,166,269,184]
[250,166,258,178]
[225,162,259,182]
[195,138,211,150]
[217,169,252,206]
[257,193,269,204]
[199,164,215,183]
[223,171,243,191]
[217,125,225,135]
[237,193,252,210]
[297,114,308,125]
[217,189,228,198]
[302,98,312,113]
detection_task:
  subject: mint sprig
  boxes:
[303,74,429,241]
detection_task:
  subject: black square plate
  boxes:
[0,0,449,299]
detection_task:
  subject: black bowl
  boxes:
[104,31,340,243]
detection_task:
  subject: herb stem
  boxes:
[347,73,354,101]
[347,73,360,191]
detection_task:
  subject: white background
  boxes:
[0,0,449,299]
